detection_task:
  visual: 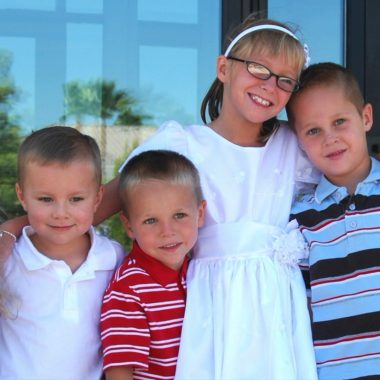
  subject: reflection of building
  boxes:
[1,1,379,151]
[79,125,156,181]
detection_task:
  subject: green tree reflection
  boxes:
[0,50,23,222]
[62,79,149,173]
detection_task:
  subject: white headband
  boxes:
[224,24,299,57]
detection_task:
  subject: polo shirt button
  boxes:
[349,221,357,228]
[348,203,356,210]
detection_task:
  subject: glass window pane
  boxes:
[269,0,344,64]
[138,0,198,24]
[66,0,103,14]
[0,0,55,11]
[139,45,198,125]
[0,0,220,183]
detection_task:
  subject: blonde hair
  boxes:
[201,15,305,141]
[119,150,204,215]
[18,126,102,187]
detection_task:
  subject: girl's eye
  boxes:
[174,212,187,220]
[335,118,345,126]
[143,218,156,225]
[306,127,320,136]
[38,197,53,203]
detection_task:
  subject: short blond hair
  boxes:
[18,126,102,186]
[119,150,204,214]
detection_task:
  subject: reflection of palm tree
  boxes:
[94,80,127,172]
[62,81,91,130]
[0,49,24,220]
[62,79,149,173]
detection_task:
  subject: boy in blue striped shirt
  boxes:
[287,62,380,379]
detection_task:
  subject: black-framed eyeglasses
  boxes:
[227,56,300,93]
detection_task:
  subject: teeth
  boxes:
[164,243,178,248]
[251,95,270,106]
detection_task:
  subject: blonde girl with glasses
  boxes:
[1,15,318,380]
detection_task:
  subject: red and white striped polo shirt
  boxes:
[100,242,188,380]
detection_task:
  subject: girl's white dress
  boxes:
[122,120,318,380]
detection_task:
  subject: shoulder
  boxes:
[276,121,297,140]
[269,122,301,157]
[6,234,28,276]
[274,122,321,184]
[291,188,319,216]
[90,230,126,269]
[134,120,198,152]
[111,256,152,287]
[108,239,126,265]
[119,120,205,172]
[272,121,303,145]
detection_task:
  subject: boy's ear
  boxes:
[15,183,27,211]
[363,103,373,132]
[119,212,135,239]
[197,200,207,228]
[93,185,104,212]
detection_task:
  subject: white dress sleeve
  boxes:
[118,120,190,173]
[293,144,321,197]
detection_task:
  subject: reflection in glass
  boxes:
[0,1,219,132]
[139,45,197,126]
[66,23,103,82]
[138,0,197,23]
[0,0,55,11]
[269,0,344,64]
[0,37,35,133]
[66,0,103,14]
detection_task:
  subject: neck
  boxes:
[327,156,372,195]
[30,232,90,272]
[209,114,265,147]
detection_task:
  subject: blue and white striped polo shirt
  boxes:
[291,157,380,380]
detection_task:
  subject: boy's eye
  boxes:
[174,212,187,220]
[335,118,345,126]
[306,127,320,136]
[38,197,53,203]
[70,197,84,202]
[143,218,156,225]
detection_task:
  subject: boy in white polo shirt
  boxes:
[0,126,124,380]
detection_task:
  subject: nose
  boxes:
[324,130,339,146]
[52,201,69,218]
[160,220,175,237]
[260,75,276,92]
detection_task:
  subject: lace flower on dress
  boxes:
[272,228,309,267]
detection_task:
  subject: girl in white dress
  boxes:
[0,15,318,380]
[117,16,318,380]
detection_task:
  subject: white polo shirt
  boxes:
[0,226,125,380]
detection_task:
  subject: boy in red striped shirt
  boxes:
[100,150,206,380]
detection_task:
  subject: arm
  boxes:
[0,215,29,259]
[94,176,122,225]
[0,214,28,236]
[101,275,150,376]
[105,366,133,380]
